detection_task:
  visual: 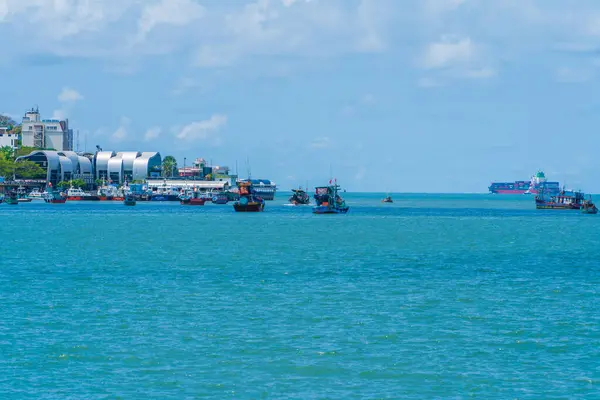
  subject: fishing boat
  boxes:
[535,189,587,210]
[289,187,310,205]
[44,189,67,204]
[313,180,349,214]
[382,195,393,203]
[233,181,264,212]
[5,191,18,205]
[123,194,137,206]
[179,189,206,205]
[28,188,45,201]
[210,191,230,204]
[67,187,99,201]
[580,198,598,214]
[16,186,32,202]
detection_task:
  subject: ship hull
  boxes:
[180,198,206,206]
[233,203,264,212]
[252,189,275,200]
[67,195,100,201]
[312,206,349,214]
[45,198,67,204]
[150,194,180,202]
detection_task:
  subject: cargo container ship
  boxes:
[489,171,560,195]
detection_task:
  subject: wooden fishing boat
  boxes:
[313,180,349,214]
[124,194,137,206]
[233,181,264,212]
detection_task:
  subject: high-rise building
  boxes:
[20,107,73,151]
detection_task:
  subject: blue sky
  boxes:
[1,0,600,192]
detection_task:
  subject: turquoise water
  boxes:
[1,193,599,398]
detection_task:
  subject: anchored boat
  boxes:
[179,189,206,206]
[581,197,598,214]
[5,191,18,205]
[535,189,589,210]
[124,194,137,206]
[313,181,349,214]
[289,187,310,205]
[44,188,67,204]
[233,181,264,212]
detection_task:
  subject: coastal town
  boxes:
[0,107,278,206]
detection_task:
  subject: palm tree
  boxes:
[162,155,178,177]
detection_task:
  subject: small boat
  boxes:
[5,191,18,205]
[16,186,32,202]
[535,189,587,210]
[233,181,264,212]
[44,189,67,204]
[179,189,206,205]
[28,188,45,201]
[313,180,349,214]
[289,187,310,205]
[124,194,137,206]
[382,195,393,203]
[67,187,100,201]
[581,197,598,214]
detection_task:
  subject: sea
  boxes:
[1,193,599,399]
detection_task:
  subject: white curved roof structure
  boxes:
[95,151,116,179]
[15,150,62,183]
[58,155,74,181]
[78,156,93,175]
[58,151,79,173]
[121,152,141,174]
[132,152,161,181]
[107,152,124,183]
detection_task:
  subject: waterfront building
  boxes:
[94,151,161,183]
[15,150,93,186]
[0,126,19,150]
[177,158,237,186]
[146,178,230,195]
[20,107,73,151]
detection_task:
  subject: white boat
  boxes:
[28,188,45,200]
[66,187,98,200]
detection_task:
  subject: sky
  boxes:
[1,0,600,192]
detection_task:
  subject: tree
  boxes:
[71,178,85,188]
[162,155,178,177]
[0,146,13,161]
[15,146,41,158]
[57,181,71,189]
[0,158,13,177]
[0,114,16,127]
[14,160,45,179]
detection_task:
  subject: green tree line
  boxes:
[0,145,46,180]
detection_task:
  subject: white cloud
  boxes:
[422,35,475,69]
[310,137,331,149]
[111,117,130,143]
[176,115,227,142]
[463,67,496,79]
[136,0,205,41]
[52,109,66,120]
[58,87,83,102]
[111,126,127,142]
[144,127,161,141]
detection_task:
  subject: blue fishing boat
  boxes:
[313,180,349,214]
[124,194,137,206]
[233,181,264,212]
